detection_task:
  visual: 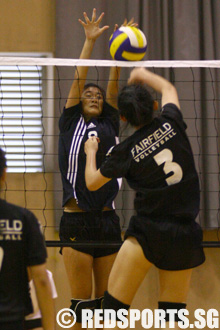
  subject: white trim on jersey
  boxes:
[67,115,86,200]
[113,136,123,208]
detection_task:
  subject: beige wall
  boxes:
[0,0,55,52]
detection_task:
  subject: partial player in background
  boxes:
[58,8,137,328]
[24,269,58,330]
[0,148,55,330]
[85,68,205,329]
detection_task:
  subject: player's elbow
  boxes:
[163,83,177,95]
[86,181,99,191]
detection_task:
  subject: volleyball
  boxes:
[109,26,147,61]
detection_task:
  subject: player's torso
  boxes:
[61,117,119,210]
[0,200,31,321]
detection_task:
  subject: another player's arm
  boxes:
[85,136,111,191]
[128,67,180,109]
[29,263,55,330]
[66,8,109,109]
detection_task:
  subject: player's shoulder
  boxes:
[0,199,37,223]
[0,199,25,216]
[59,103,82,132]
[159,103,186,129]
[107,134,135,162]
[160,103,182,119]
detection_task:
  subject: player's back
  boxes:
[0,199,46,323]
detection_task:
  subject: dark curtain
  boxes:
[55,0,220,228]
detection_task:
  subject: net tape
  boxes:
[0,57,220,68]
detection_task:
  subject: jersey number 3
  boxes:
[153,148,183,185]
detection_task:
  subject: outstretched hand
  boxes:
[79,8,109,41]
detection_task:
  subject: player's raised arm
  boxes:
[128,67,180,109]
[66,8,109,109]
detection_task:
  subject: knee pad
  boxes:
[158,301,187,322]
[103,291,130,320]
[70,298,100,323]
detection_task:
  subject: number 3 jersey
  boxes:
[59,102,120,211]
[100,103,200,219]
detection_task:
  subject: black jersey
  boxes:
[100,103,200,219]
[0,199,47,323]
[59,102,120,211]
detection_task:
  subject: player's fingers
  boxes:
[83,12,90,24]
[78,19,86,27]
[96,12,105,24]
[122,18,128,26]
[99,26,110,33]
[127,17,134,26]
[91,8,97,22]
[113,24,119,32]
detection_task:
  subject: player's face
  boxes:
[81,87,104,120]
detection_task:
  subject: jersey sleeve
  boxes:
[59,103,82,133]
[24,209,47,266]
[100,142,131,179]
[102,102,120,136]
[160,103,187,130]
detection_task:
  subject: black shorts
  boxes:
[59,210,122,258]
[124,215,205,270]
[24,318,42,329]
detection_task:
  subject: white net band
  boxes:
[0,57,220,68]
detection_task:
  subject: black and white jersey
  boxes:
[100,103,200,219]
[59,102,121,211]
[0,199,47,323]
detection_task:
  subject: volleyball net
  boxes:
[0,57,219,248]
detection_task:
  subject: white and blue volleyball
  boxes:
[109,26,147,61]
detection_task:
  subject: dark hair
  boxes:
[0,148,7,178]
[118,84,154,127]
[83,83,106,103]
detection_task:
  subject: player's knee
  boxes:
[103,291,130,320]
[70,297,103,323]
[158,301,187,322]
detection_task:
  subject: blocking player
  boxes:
[84,67,205,329]
[58,8,138,327]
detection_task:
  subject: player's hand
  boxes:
[84,136,100,154]
[79,8,109,41]
[112,18,138,33]
[128,67,147,85]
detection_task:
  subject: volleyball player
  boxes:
[0,148,55,330]
[84,67,206,329]
[58,9,137,326]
